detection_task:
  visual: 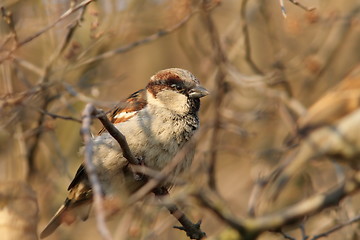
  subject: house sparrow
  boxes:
[40,68,209,238]
[271,65,360,195]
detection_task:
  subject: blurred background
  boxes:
[0,0,359,239]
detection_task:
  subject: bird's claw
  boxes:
[133,156,145,181]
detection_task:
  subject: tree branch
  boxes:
[240,0,263,74]
[154,188,206,240]
[311,214,360,240]
[202,1,228,191]
[196,172,360,240]
[73,10,195,69]
[0,0,95,63]
[93,108,140,165]
[81,104,112,240]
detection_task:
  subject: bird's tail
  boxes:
[40,204,67,239]
[40,200,92,238]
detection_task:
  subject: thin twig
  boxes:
[279,0,287,18]
[202,1,228,191]
[72,10,194,69]
[0,0,94,63]
[81,104,113,240]
[13,57,44,76]
[288,0,315,11]
[25,1,92,179]
[240,0,263,74]
[130,164,186,186]
[196,172,360,239]
[247,177,267,217]
[311,214,360,240]
[154,189,206,240]
[1,7,18,44]
[300,223,309,240]
[278,231,296,240]
[195,189,247,235]
[37,108,82,123]
[279,0,315,18]
[27,92,54,177]
[25,0,93,47]
[94,109,140,165]
[127,129,204,204]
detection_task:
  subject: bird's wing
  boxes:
[98,89,147,134]
[65,89,147,203]
[63,89,147,205]
[68,163,87,191]
[41,89,149,238]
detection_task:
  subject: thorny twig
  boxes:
[81,104,113,240]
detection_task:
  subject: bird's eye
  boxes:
[171,84,183,91]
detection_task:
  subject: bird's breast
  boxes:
[116,108,198,170]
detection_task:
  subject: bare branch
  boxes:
[278,231,296,240]
[13,57,44,76]
[37,108,82,123]
[240,0,263,74]
[93,108,140,165]
[72,10,194,69]
[21,0,94,46]
[154,189,206,240]
[81,104,113,240]
[202,1,228,191]
[311,214,360,240]
[128,128,204,204]
[25,1,92,178]
[0,0,95,63]
[1,7,18,44]
[196,172,360,239]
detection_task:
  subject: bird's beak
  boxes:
[189,85,209,99]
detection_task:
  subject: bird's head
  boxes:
[146,68,209,115]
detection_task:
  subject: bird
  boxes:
[40,68,209,238]
[270,65,360,197]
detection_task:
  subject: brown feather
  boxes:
[98,89,147,134]
[40,204,68,238]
